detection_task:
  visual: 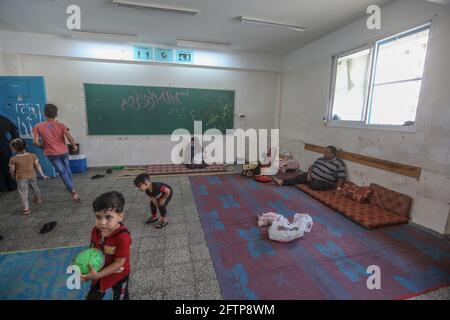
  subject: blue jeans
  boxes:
[47,153,74,192]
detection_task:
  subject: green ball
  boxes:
[74,248,105,275]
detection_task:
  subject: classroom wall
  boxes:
[0,34,4,75]
[280,0,450,235]
[0,30,283,72]
[0,52,281,166]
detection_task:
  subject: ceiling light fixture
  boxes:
[69,30,138,42]
[176,40,231,50]
[239,16,307,32]
[113,0,199,15]
[425,0,450,5]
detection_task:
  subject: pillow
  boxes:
[368,183,412,218]
[341,181,372,203]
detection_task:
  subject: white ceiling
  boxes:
[0,0,394,55]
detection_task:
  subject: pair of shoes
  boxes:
[39,221,57,234]
[23,208,32,215]
[155,219,168,229]
[145,216,158,224]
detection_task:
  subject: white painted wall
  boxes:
[0,28,282,167]
[280,0,450,234]
[0,33,4,75]
[1,53,280,166]
[0,30,283,72]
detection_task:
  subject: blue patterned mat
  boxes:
[0,245,112,300]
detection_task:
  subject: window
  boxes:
[329,23,431,128]
[331,48,372,121]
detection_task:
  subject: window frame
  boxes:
[327,44,374,126]
[327,22,432,132]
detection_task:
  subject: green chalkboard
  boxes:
[84,83,235,135]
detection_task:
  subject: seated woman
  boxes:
[273,146,346,191]
[279,150,300,173]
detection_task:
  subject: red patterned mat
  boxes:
[146,163,231,176]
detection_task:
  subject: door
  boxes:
[0,76,55,177]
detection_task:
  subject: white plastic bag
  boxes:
[268,213,313,243]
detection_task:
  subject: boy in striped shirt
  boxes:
[273,146,346,191]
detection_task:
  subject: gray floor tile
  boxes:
[131,266,165,290]
[190,244,211,261]
[165,233,188,249]
[196,279,222,300]
[164,262,195,288]
[164,246,191,265]
[130,288,164,300]
[165,283,196,300]
[137,248,165,267]
[188,232,208,247]
[139,236,166,251]
[192,259,217,283]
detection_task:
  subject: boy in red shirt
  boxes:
[81,191,132,300]
[33,103,80,200]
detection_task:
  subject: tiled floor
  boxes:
[0,169,221,300]
[0,168,448,300]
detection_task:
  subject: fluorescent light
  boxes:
[69,30,138,42]
[176,40,231,50]
[426,0,450,5]
[240,16,307,32]
[113,0,199,15]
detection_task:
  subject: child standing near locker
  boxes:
[9,138,48,214]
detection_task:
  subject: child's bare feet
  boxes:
[71,191,81,201]
[272,177,283,186]
[33,197,43,204]
[23,208,31,215]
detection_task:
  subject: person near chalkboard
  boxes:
[187,137,207,170]
[32,104,81,201]
[0,115,19,193]
[190,137,196,165]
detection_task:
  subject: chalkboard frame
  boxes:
[83,83,235,135]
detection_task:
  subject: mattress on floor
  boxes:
[296,184,409,229]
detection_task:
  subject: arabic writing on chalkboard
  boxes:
[120,89,189,111]
[15,103,42,138]
[203,103,233,131]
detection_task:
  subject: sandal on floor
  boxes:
[39,221,57,234]
[145,216,158,224]
[155,220,168,228]
[23,208,32,215]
